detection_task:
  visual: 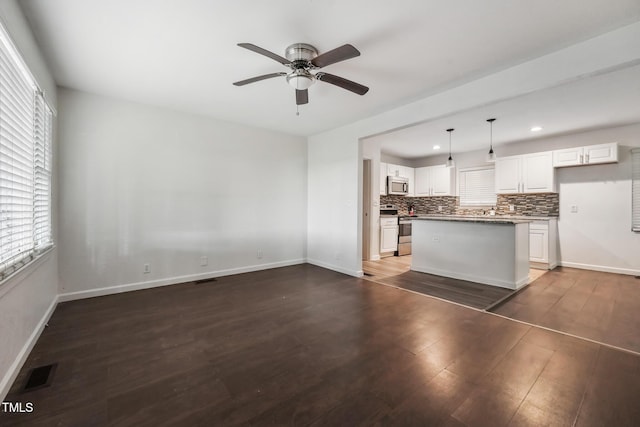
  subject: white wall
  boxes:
[307,126,363,275]
[508,124,640,274]
[0,0,58,400]
[57,88,307,297]
[307,21,640,278]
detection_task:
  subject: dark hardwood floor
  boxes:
[2,263,640,426]
[362,256,546,310]
[492,266,640,353]
[374,270,514,310]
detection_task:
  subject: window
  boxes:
[0,23,53,281]
[633,148,640,232]
[459,167,497,207]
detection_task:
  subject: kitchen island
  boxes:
[410,216,531,290]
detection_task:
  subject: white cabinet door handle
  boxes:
[585,154,589,163]
[580,154,583,164]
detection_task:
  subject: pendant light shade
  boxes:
[445,128,455,168]
[486,118,496,162]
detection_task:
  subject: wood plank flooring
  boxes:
[374,270,514,310]
[1,263,640,426]
[363,256,546,310]
[362,256,412,280]
[492,266,640,353]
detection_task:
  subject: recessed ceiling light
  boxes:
[530,126,543,132]
[433,145,440,150]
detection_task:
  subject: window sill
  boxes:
[0,245,55,300]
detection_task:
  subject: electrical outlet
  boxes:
[143,263,150,274]
[438,206,443,212]
[509,204,515,212]
[571,205,578,213]
[257,249,263,259]
[200,256,208,266]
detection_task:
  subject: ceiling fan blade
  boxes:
[296,89,308,105]
[237,43,291,65]
[233,72,286,86]
[311,44,360,68]
[316,72,369,95]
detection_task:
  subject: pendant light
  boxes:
[486,118,496,162]
[445,128,455,168]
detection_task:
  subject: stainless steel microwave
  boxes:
[387,176,409,195]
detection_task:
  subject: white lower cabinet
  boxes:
[529,219,557,269]
[380,217,398,255]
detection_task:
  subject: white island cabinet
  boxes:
[411,217,531,289]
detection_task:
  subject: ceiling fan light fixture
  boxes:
[286,71,314,90]
[486,118,496,163]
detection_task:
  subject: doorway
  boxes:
[362,159,371,261]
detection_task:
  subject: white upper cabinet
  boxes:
[523,152,555,193]
[495,157,521,194]
[415,167,431,196]
[380,162,387,195]
[431,165,454,196]
[414,165,453,196]
[553,142,618,167]
[552,147,583,167]
[584,143,618,165]
[387,163,402,177]
[495,152,555,194]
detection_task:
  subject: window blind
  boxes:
[459,167,497,207]
[0,22,53,281]
[34,92,52,250]
[632,148,640,232]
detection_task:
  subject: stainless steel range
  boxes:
[397,217,412,256]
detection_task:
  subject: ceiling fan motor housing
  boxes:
[285,44,318,89]
[285,43,318,63]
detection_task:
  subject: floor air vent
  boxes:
[23,363,57,392]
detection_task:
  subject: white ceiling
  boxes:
[367,63,640,159]
[18,0,640,137]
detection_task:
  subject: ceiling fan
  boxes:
[233,43,369,106]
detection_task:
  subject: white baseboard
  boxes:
[370,255,381,261]
[0,295,58,402]
[559,261,640,276]
[58,259,306,302]
[306,258,364,278]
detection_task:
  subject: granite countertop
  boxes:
[407,214,533,224]
[400,214,558,221]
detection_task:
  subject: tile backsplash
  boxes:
[380,193,559,217]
